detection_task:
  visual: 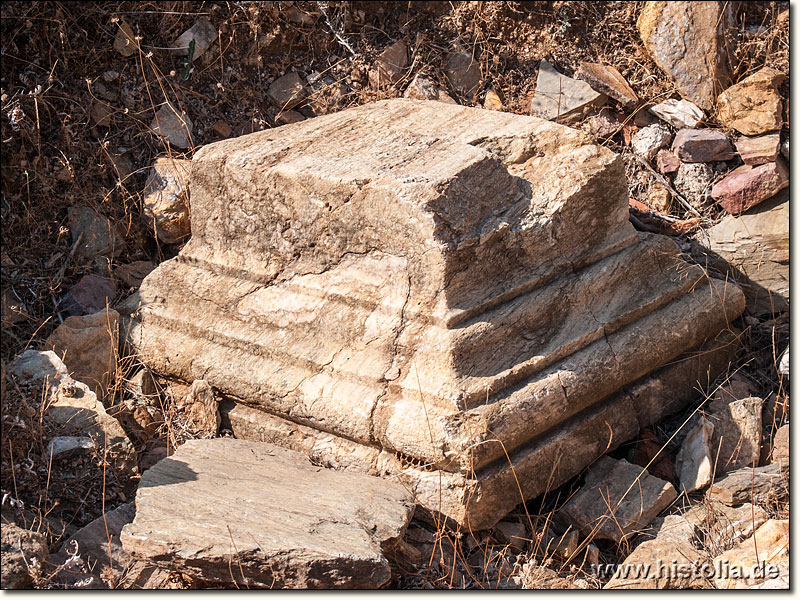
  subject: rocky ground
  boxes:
[1,1,790,590]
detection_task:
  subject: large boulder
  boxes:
[122,99,743,529]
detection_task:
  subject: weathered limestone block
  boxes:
[123,99,744,529]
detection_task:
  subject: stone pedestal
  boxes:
[122,99,744,529]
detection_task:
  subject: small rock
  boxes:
[268,72,307,109]
[637,1,735,111]
[559,456,677,542]
[675,415,714,493]
[672,128,735,162]
[143,157,192,244]
[770,424,788,467]
[581,107,619,139]
[655,149,681,174]
[7,349,69,390]
[734,133,780,166]
[575,62,637,108]
[707,463,787,506]
[68,207,124,261]
[106,151,135,183]
[780,137,788,158]
[717,67,785,135]
[211,120,232,138]
[171,18,217,60]
[494,520,527,552]
[61,274,116,317]
[275,109,305,125]
[402,73,455,103]
[530,60,606,123]
[1,289,26,326]
[90,101,113,127]
[712,519,788,589]
[368,41,408,89]
[444,51,481,97]
[115,261,155,289]
[113,21,137,57]
[150,104,193,149]
[179,379,220,436]
[647,184,672,213]
[649,98,704,129]
[1,523,48,589]
[483,89,503,111]
[632,123,672,161]
[673,162,714,204]
[543,527,580,560]
[710,160,788,215]
[120,439,415,588]
[778,348,789,377]
[46,436,96,459]
[708,395,763,474]
[604,515,701,589]
[46,308,119,397]
[695,191,788,314]
[683,501,768,547]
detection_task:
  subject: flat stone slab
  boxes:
[120,439,415,588]
[559,456,677,542]
[529,60,606,122]
[124,99,744,529]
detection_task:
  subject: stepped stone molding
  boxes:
[123,99,745,528]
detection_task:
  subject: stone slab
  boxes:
[120,439,414,588]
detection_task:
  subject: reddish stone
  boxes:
[672,128,735,162]
[711,160,789,215]
[656,149,681,174]
[734,134,780,166]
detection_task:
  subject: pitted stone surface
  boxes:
[124,99,744,528]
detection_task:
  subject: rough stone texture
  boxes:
[649,98,703,129]
[717,67,785,135]
[68,207,124,260]
[46,308,119,397]
[369,41,408,89]
[47,502,171,589]
[672,128,735,162]
[559,456,677,542]
[113,21,137,57]
[604,515,701,589]
[124,99,744,529]
[735,133,780,165]
[116,261,155,289]
[712,520,789,589]
[637,1,735,111]
[1,524,48,589]
[143,157,192,244]
[708,395,763,474]
[46,435,96,459]
[120,439,415,588]
[530,60,606,123]
[171,18,217,59]
[673,162,714,205]
[62,274,116,316]
[150,104,193,149]
[694,190,788,314]
[178,379,220,436]
[632,123,672,161]
[675,415,714,493]
[581,107,619,139]
[655,149,680,174]
[7,349,69,388]
[770,423,788,467]
[575,62,637,108]
[444,52,481,97]
[403,74,455,103]
[711,160,789,215]
[707,463,787,506]
[683,501,768,548]
[267,72,307,109]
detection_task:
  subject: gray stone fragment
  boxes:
[46,436,96,459]
[120,439,415,588]
[151,104,193,149]
[1,524,48,589]
[649,98,704,129]
[444,51,481,97]
[672,128,735,163]
[675,415,714,493]
[632,123,672,161]
[171,18,217,59]
[529,60,606,123]
[68,207,124,260]
[267,72,307,109]
[143,157,192,244]
[673,162,714,205]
